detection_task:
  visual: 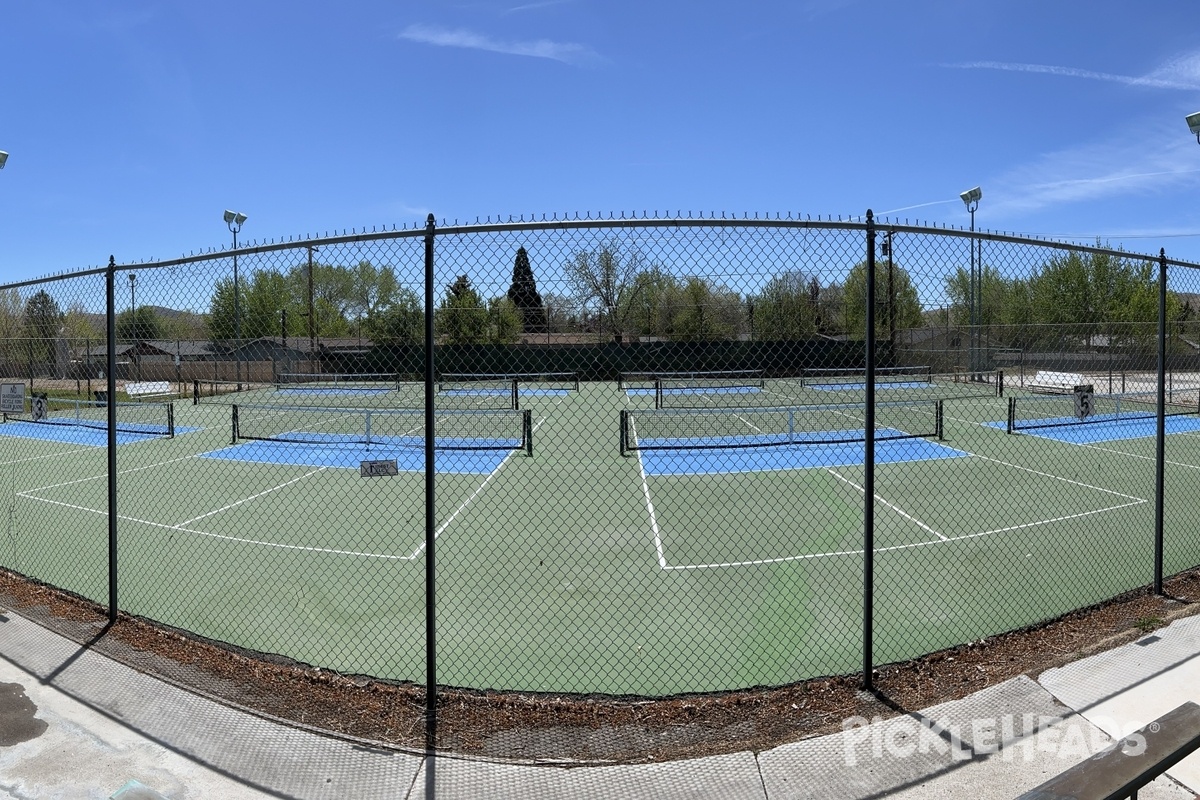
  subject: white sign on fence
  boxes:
[0,383,24,414]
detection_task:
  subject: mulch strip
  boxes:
[1,567,1197,763]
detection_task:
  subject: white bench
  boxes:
[1028,371,1089,394]
[124,381,176,400]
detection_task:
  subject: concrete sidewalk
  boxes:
[1,608,1197,799]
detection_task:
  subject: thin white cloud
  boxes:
[944,54,1200,91]
[985,121,1200,219]
[400,23,600,66]
[503,0,574,14]
[878,199,958,216]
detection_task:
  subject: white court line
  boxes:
[661,498,1149,570]
[17,453,200,496]
[826,469,948,541]
[1077,441,1200,471]
[631,418,668,570]
[406,416,546,559]
[653,448,1148,571]
[18,486,412,561]
[967,453,1146,502]
[174,468,327,527]
[0,445,95,467]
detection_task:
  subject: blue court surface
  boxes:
[809,381,930,391]
[201,438,515,473]
[0,421,196,446]
[638,436,967,476]
[275,386,391,396]
[521,388,571,397]
[625,386,761,397]
[988,413,1200,444]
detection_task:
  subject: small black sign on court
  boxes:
[360,459,399,478]
[1073,384,1094,420]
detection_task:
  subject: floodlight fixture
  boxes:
[959,186,982,207]
[1187,112,1200,142]
[0,151,8,169]
[224,209,247,228]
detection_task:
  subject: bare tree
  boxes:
[564,244,645,341]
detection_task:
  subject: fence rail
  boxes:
[1,211,1198,717]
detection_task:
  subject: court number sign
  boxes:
[0,383,23,414]
[360,459,399,478]
[1073,384,1094,420]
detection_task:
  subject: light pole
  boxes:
[960,186,982,379]
[128,273,139,381]
[880,230,896,347]
[1187,111,1200,143]
[0,151,8,169]
[224,210,247,386]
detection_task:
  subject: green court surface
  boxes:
[1,378,1197,696]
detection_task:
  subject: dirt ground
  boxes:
[1,567,1198,764]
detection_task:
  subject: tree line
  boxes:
[0,244,1187,365]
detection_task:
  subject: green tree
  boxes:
[506,247,546,333]
[671,278,743,341]
[754,271,819,340]
[116,307,165,342]
[348,261,400,334]
[435,275,488,344]
[207,277,242,342]
[242,269,295,340]
[0,289,25,363]
[23,290,62,365]
[364,288,424,344]
[1025,250,1174,351]
[842,260,922,339]
[618,267,681,340]
[488,297,523,344]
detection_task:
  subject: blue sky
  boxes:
[4,1,1200,286]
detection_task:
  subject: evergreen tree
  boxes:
[506,247,546,333]
[23,290,62,365]
[436,275,488,344]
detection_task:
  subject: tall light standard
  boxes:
[224,210,247,385]
[960,186,982,378]
[128,273,139,381]
[880,230,896,347]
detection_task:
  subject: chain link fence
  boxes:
[1,212,1197,711]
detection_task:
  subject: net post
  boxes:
[512,379,519,410]
[935,400,944,440]
[655,379,663,410]
[365,410,373,447]
[192,380,199,405]
[1006,396,1016,434]
[997,369,1004,397]
[523,409,533,456]
[167,403,175,439]
[620,410,628,456]
[231,404,239,445]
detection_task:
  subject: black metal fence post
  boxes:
[106,256,118,624]
[423,214,438,749]
[1155,248,1167,595]
[863,210,877,690]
